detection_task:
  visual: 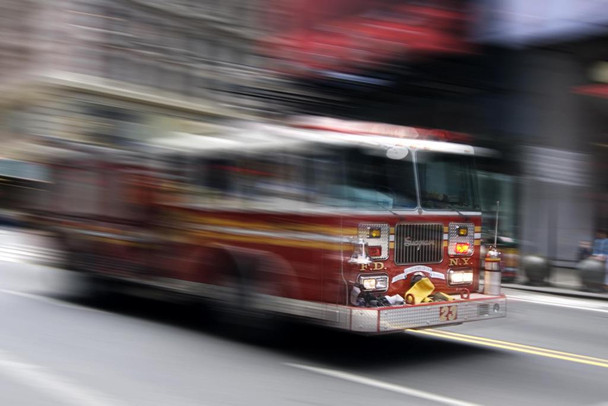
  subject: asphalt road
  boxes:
[0,231,607,406]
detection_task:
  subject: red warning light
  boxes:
[455,242,470,254]
[368,246,382,257]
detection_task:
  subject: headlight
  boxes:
[448,269,473,285]
[358,274,389,291]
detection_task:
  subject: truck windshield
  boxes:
[416,151,479,211]
[324,148,479,212]
[334,148,418,210]
[183,146,479,213]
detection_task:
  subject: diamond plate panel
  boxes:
[358,223,390,260]
[350,308,380,332]
[378,298,506,331]
[448,222,475,256]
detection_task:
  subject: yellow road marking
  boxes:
[406,329,608,369]
[426,330,608,362]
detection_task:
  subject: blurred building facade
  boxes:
[0,0,267,103]
[0,0,274,154]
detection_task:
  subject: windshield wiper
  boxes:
[376,201,406,221]
[447,204,470,220]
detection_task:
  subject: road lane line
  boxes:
[407,329,608,368]
[0,350,125,406]
[286,362,480,406]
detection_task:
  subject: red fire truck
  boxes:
[27,117,506,334]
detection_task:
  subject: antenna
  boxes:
[494,200,500,247]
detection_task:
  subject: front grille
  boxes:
[394,223,443,264]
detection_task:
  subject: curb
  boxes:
[503,283,608,301]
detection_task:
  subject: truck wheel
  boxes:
[209,259,284,344]
[65,273,116,304]
[64,250,85,272]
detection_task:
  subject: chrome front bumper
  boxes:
[347,294,506,333]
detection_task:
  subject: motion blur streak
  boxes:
[286,362,480,406]
[407,329,608,369]
[0,350,124,406]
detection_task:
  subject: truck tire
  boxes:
[208,254,285,344]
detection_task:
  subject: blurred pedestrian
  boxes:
[591,230,608,289]
[577,240,592,261]
[591,230,608,258]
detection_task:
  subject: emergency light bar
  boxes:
[289,116,472,143]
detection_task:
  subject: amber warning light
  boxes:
[368,227,382,238]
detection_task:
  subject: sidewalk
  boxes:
[503,267,608,301]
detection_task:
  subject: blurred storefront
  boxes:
[0,159,48,218]
[573,58,608,235]
[474,1,608,267]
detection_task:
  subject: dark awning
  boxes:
[261,2,473,78]
[0,159,49,182]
